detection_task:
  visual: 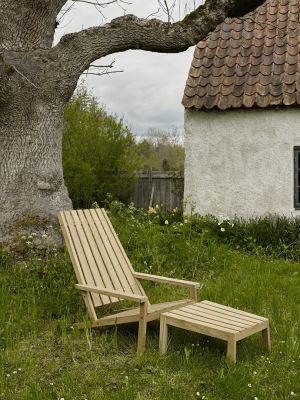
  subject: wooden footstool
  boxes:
[159,301,270,363]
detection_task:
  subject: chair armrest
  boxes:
[133,272,200,288]
[75,284,148,303]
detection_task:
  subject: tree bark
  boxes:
[0,0,265,250]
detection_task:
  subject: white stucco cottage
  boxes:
[182,0,300,219]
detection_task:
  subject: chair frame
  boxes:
[58,208,200,353]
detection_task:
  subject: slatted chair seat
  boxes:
[58,208,200,353]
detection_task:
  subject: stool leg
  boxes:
[262,322,271,351]
[227,335,237,363]
[159,315,168,355]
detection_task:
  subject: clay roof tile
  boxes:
[182,0,300,110]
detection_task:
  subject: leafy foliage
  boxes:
[135,126,184,171]
[62,83,140,209]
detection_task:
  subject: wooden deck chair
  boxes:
[58,208,200,353]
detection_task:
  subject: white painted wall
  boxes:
[184,107,300,219]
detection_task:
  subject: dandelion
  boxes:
[156,205,159,209]
[184,219,188,224]
[183,211,187,217]
[221,228,225,232]
[161,204,163,207]
[165,220,169,225]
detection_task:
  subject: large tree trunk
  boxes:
[0,47,76,249]
[0,0,265,252]
[0,97,72,243]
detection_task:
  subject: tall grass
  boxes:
[1,203,300,399]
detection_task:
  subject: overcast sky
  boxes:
[55,1,205,136]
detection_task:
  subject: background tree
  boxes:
[0,0,265,246]
[136,126,185,171]
[63,82,139,209]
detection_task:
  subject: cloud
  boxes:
[55,1,202,135]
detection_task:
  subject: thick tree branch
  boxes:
[53,0,266,74]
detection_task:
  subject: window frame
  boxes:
[294,146,300,209]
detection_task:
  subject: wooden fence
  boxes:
[127,168,184,211]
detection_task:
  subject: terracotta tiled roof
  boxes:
[182,0,300,110]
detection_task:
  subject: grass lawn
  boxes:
[1,205,300,399]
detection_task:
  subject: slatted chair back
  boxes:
[58,208,146,309]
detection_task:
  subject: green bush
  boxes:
[62,83,140,209]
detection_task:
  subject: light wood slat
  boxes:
[88,209,126,293]
[100,207,148,299]
[78,210,118,304]
[236,320,269,341]
[202,301,266,323]
[76,299,195,328]
[169,308,245,332]
[75,210,111,305]
[64,211,102,307]
[163,315,234,340]
[75,284,147,302]
[198,304,262,325]
[97,208,144,296]
[179,305,252,329]
[133,272,200,288]
[188,304,253,327]
[58,212,97,320]
[100,208,145,296]
[89,209,133,293]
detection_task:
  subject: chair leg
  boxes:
[137,302,148,354]
[262,323,271,351]
[227,335,237,363]
[159,315,168,355]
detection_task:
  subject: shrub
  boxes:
[62,82,140,209]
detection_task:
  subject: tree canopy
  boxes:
[0,0,266,248]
